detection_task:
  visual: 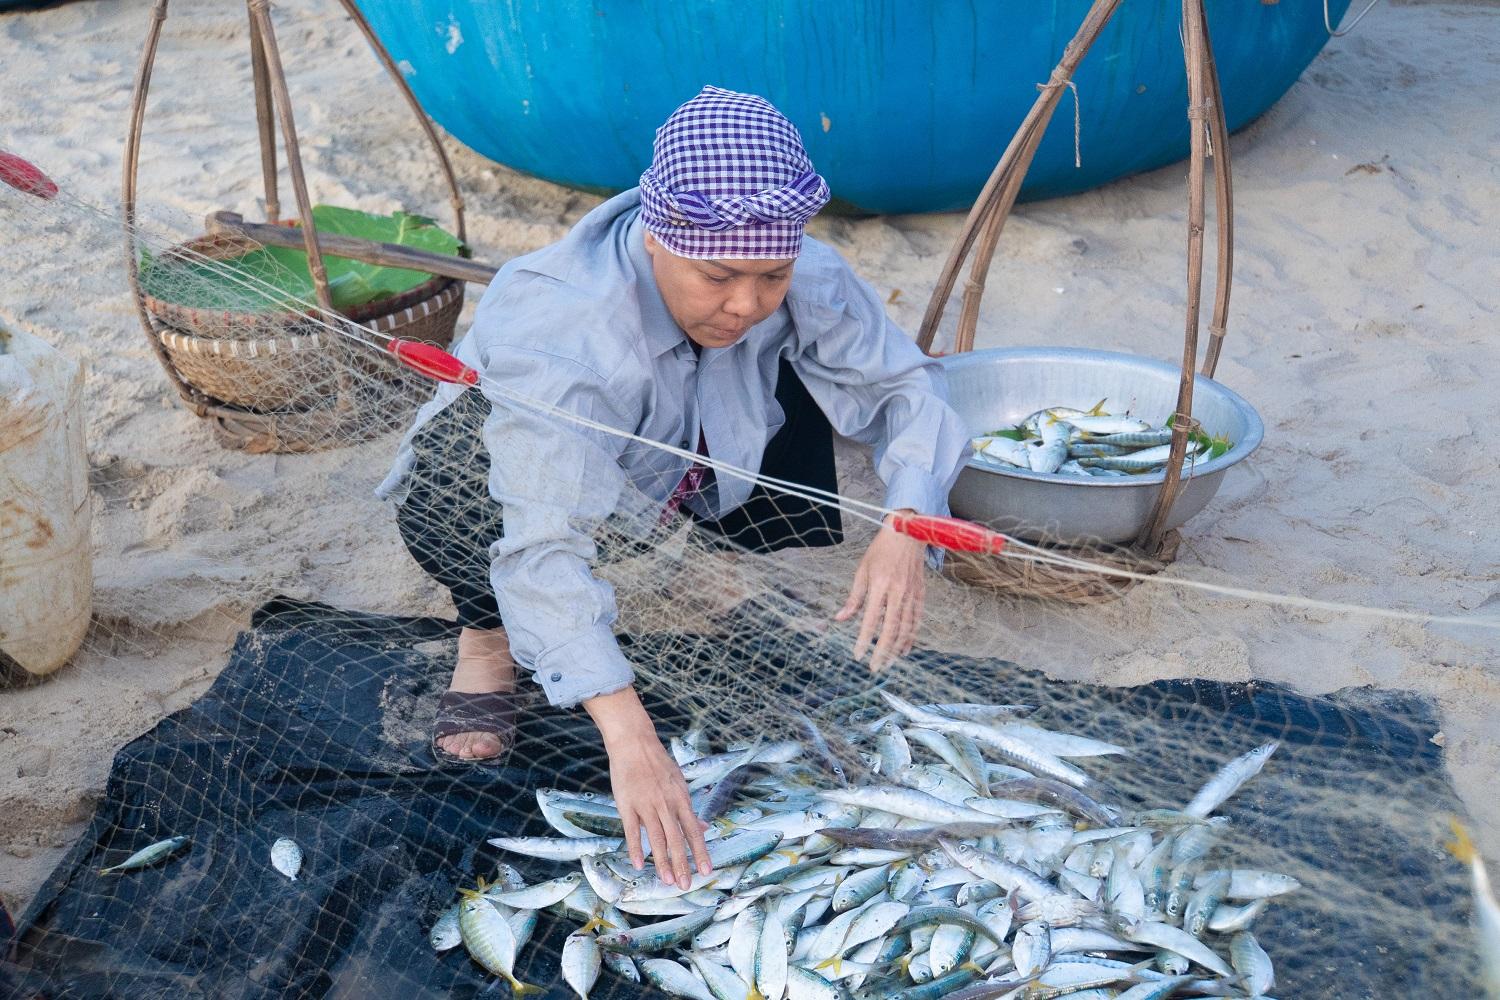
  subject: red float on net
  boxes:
[889,513,1008,555]
[0,152,59,200]
[386,338,479,387]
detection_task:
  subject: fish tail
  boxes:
[1447,817,1479,864]
[506,974,544,997]
[745,987,766,1000]
[1087,397,1108,415]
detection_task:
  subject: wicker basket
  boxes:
[946,530,1181,604]
[143,227,464,412]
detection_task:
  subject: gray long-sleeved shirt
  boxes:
[378,190,970,708]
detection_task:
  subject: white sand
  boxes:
[1,0,1497,916]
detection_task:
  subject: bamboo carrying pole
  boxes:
[918,0,1237,560]
[204,212,498,285]
[247,0,334,314]
[247,8,279,224]
[1136,0,1235,549]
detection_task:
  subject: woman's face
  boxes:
[644,232,796,349]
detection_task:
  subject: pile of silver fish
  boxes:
[431,691,1295,998]
[970,402,1231,479]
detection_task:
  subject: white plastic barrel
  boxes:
[0,319,91,678]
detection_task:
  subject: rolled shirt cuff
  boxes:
[882,465,953,572]
[532,623,638,708]
[882,464,949,518]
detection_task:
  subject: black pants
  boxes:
[396,360,843,630]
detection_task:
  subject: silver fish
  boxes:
[1205,897,1268,934]
[818,785,1005,827]
[686,950,752,1000]
[270,837,302,881]
[1449,821,1500,998]
[561,931,602,999]
[97,835,190,875]
[640,958,716,1000]
[1013,920,1052,978]
[1199,868,1302,901]
[1183,742,1279,818]
[487,835,622,861]
[458,892,539,995]
[598,907,715,954]
[488,872,583,909]
[756,909,791,1000]
[1229,931,1275,996]
[1122,919,1234,977]
[428,901,462,952]
[728,903,766,985]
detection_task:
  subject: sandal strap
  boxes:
[433,689,521,742]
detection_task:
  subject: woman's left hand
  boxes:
[835,509,927,670]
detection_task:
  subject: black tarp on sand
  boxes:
[2,599,1484,998]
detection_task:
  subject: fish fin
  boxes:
[961,961,986,975]
[1447,817,1479,864]
[1087,397,1108,416]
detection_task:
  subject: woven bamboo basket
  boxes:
[123,0,474,453]
[945,530,1180,604]
[143,227,463,412]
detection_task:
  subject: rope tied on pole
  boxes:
[1037,76,1083,169]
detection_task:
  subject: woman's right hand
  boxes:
[583,686,711,889]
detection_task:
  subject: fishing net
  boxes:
[2,159,1499,1000]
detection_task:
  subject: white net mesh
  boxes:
[3,8,1500,989]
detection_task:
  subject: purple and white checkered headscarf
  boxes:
[639,86,831,260]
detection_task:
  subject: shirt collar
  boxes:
[625,213,692,359]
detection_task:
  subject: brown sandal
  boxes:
[431,689,520,766]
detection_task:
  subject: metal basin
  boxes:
[940,347,1264,545]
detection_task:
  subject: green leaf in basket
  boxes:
[139,205,463,313]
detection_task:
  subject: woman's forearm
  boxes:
[584,685,656,746]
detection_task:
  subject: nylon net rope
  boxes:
[2,166,1498,1000]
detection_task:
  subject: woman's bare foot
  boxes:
[437,627,517,759]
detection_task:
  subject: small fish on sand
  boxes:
[97,834,190,875]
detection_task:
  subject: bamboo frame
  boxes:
[247,7,279,223]
[334,0,467,244]
[122,0,473,436]
[916,0,1124,356]
[919,0,1237,558]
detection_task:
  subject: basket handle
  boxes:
[123,0,203,409]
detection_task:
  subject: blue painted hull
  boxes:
[356,1,1350,214]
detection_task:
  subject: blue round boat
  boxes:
[355,1,1350,214]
